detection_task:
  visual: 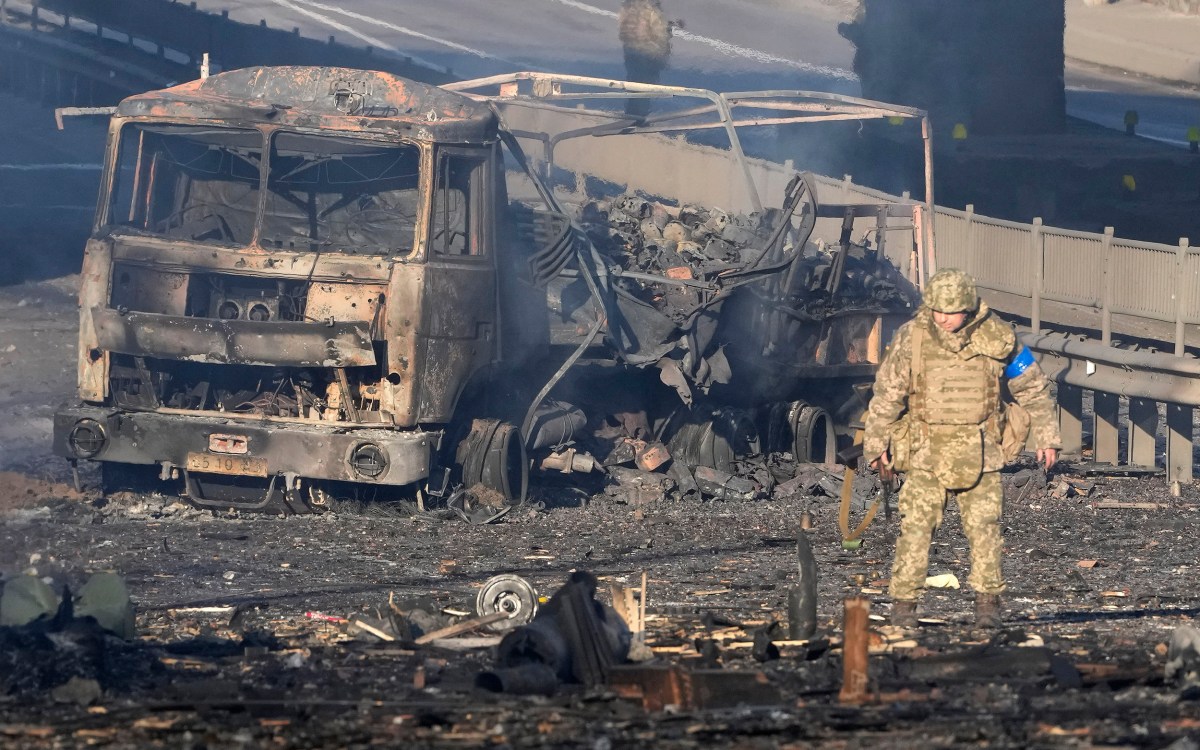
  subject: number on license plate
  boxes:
[186,452,268,477]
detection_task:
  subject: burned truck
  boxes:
[52,67,932,513]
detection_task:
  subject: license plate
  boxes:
[186,452,268,477]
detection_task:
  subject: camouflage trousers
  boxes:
[889,469,1004,601]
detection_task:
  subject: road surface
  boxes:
[188,0,1196,148]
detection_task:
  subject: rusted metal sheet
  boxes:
[77,239,114,402]
[608,665,781,711]
[305,282,387,324]
[117,67,497,144]
[109,265,189,316]
[112,243,396,284]
[91,308,375,368]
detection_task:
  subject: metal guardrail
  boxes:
[935,204,1196,352]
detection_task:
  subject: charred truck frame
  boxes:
[52,67,934,513]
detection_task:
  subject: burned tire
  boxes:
[789,402,837,464]
[456,419,528,505]
[667,408,761,473]
[763,401,837,464]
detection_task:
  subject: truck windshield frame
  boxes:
[104,122,425,258]
[107,123,262,246]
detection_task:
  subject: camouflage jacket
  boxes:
[863,302,1061,487]
[618,0,672,59]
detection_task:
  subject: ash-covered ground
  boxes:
[1,278,1199,749]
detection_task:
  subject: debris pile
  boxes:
[478,571,630,695]
[580,196,771,310]
[578,192,912,316]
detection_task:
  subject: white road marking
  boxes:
[545,0,857,81]
[277,0,529,68]
[264,0,450,72]
[0,164,101,170]
[0,205,95,210]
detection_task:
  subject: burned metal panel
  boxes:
[305,282,387,325]
[78,238,114,402]
[90,308,375,368]
[109,264,189,316]
[816,313,889,367]
[115,67,498,145]
[414,147,498,423]
[415,259,497,423]
[111,241,394,283]
[608,665,781,711]
[380,263,426,428]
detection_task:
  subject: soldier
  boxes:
[864,268,1060,630]
[618,0,673,116]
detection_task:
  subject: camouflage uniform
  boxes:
[864,269,1060,602]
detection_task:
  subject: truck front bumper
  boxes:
[53,404,437,486]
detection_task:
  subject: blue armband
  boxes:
[1004,345,1035,380]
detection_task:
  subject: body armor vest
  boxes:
[909,323,1001,426]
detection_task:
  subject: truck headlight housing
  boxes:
[349,443,387,478]
[68,419,106,458]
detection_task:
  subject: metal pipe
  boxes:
[1175,237,1190,357]
[1031,218,1043,334]
[1101,226,1114,346]
[1024,332,1200,406]
[519,315,604,445]
[921,116,936,284]
[1023,332,1200,375]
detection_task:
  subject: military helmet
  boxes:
[923,268,978,313]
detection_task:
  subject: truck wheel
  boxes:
[667,408,760,473]
[456,419,528,505]
[789,402,837,464]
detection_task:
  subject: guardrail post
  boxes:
[1101,226,1114,346]
[1127,398,1159,468]
[1093,391,1120,465]
[1057,384,1084,457]
[1166,403,1193,490]
[1031,218,1043,334]
[1167,237,1193,489]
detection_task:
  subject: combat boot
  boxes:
[891,600,918,628]
[974,593,1002,630]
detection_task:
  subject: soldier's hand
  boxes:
[870,452,895,482]
[1037,447,1058,472]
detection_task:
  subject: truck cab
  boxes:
[53,67,514,510]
